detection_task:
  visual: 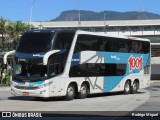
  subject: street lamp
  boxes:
[29,0,36,29]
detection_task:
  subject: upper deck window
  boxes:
[74,34,150,54]
[17,32,54,53]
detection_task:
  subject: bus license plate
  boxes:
[22,92,29,95]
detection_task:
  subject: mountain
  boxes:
[51,10,160,21]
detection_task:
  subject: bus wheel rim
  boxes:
[133,82,137,91]
[81,86,87,94]
[125,83,130,92]
[68,87,74,96]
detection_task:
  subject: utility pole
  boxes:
[78,0,81,25]
[104,12,106,32]
[29,0,36,30]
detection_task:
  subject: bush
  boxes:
[0,69,11,86]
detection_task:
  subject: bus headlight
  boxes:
[38,81,53,89]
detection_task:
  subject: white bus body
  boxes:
[4,30,150,100]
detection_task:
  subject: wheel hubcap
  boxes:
[81,86,87,95]
[68,87,74,96]
[125,83,130,92]
[133,83,137,91]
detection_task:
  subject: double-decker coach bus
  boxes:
[4,30,150,100]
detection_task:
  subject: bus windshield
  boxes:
[17,32,54,53]
[13,58,48,81]
[13,31,76,81]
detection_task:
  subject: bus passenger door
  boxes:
[48,61,61,96]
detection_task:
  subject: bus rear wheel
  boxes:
[131,81,139,94]
[65,84,75,101]
[77,84,88,99]
[124,81,131,94]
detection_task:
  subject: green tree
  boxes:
[7,21,30,49]
[0,19,31,85]
[0,17,9,50]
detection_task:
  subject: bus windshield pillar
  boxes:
[43,50,60,65]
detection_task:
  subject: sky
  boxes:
[0,0,160,22]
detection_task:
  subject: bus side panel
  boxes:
[85,77,104,94]
[80,51,105,93]
[68,51,150,94]
[97,52,150,92]
[49,77,62,97]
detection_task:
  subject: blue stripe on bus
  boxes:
[58,49,67,54]
[71,53,80,67]
[16,50,67,59]
[104,76,124,92]
[16,52,46,58]
[33,81,44,85]
[97,52,149,73]
[12,79,44,85]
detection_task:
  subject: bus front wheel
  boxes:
[65,84,75,100]
[124,81,131,94]
[77,84,88,99]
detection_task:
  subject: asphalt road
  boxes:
[0,86,150,112]
[135,82,160,111]
[0,82,160,120]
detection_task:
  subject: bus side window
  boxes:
[118,40,128,53]
[143,42,150,54]
[128,41,149,54]
[91,37,104,51]
[69,63,126,77]
[74,35,90,53]
[104,37,117,52]
[48,54,66,77]
[129,41,139,53]
[138,42,143,53]
[53,32,74,50]
[49,63,63,77]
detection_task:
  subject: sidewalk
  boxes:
[150,80,160,83]
[0,87,10,91]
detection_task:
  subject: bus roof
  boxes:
[25,29,150,42]
[25,29,75,33]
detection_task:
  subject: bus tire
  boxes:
[77,84,88,99]
[35,97,42,100]
[35,97,45,101]
[124,81,131,94]
[65,84,75,101]
[131,81,139,94]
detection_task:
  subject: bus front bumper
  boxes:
[11,85,50,98]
